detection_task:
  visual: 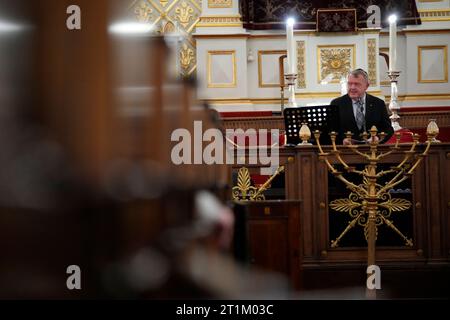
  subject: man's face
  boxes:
[347,74,369,99]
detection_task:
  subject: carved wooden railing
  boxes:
[221,111,450,132]
[398,110,450,128]
[222,116,284,131]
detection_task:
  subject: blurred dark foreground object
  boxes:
[0,0,290,299]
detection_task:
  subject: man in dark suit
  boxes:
[330,69,393,145]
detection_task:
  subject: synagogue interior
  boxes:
[0,0,449,300]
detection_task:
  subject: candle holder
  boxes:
[279,55,288,113]
[284,73,298,109]
[314,126,436,299]
[387,70,401,131]
[280,86,286,113]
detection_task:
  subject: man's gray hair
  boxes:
[348,68,369,84]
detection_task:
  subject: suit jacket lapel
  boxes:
[365,94,376,130]
[343,94,359,133]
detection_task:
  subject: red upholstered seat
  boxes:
[411,127,450,142]
[386,128,414,144]
[386,127,450,144]
[250,174,270,187]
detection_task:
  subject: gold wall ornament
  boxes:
[163,20,175,33]
[379,47,390,86]
[318,45,355,83]
[208,0,232,8]
[191,0,201,11]
[297,41,306,88]
[314,126,436,298]
[196,15,243,28]
[367,39,377,85]
[135,0,154,23]
[180,43,195,70]
[175,1,195,28]
[419,9,450,22]
[130,0,200,77]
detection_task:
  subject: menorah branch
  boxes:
[380,215,414,247]
[331,213,363,248]
[252,166,285,199]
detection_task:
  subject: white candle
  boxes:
[388,15,397,72]
[340,76,347,95]
[286,18,296,74]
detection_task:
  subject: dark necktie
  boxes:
[355,98,365,131]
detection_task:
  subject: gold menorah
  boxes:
[314,126,438,298]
